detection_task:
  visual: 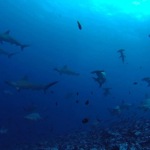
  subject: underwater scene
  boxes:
[1,0,150,149]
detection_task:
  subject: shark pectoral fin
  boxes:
[21,44,30,50]
[4,30,10,35]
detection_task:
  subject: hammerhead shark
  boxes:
[0,48,18,58]
[5,76,58,92]
[54,65,80,76]
[0,30,29,50]
[117,49,125,63]
[108,101,132,115]
[91,70,106,87]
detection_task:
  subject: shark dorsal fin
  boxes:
[4,30,10,35]
[21,75,28,81]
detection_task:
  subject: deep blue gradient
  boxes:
[0,0,150,148]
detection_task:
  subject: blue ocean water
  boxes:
[0,0,150,149]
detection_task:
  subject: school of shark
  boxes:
[1,16,150,150]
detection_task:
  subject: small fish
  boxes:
[85,100,89,105]
[77,21,82,30]
[133,82,138,85]
[82,118,89,124]
[76,100,79,104]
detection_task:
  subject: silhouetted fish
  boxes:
[133,82,138,85]
[76,100,79,104]
[117,49,125,63]
[0,30,29,50]
[82,118,89,124]
[5,76,58,93]
[77,21,82,30]
[54,65,80,76]
[91,70,106,87]
[85,100,89,105]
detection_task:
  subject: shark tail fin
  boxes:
[8,52,18,58]
[21,44,30,50]
[44,81,58,93]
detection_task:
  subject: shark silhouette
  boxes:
[91,70,106,87]
[54,65,80,76]
[108,101,132,115]
[5,76,58,92]
[0,30,29,50]
[0,48,18,58]
[117,49,125,63]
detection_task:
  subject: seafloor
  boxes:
[5,116,150,150]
